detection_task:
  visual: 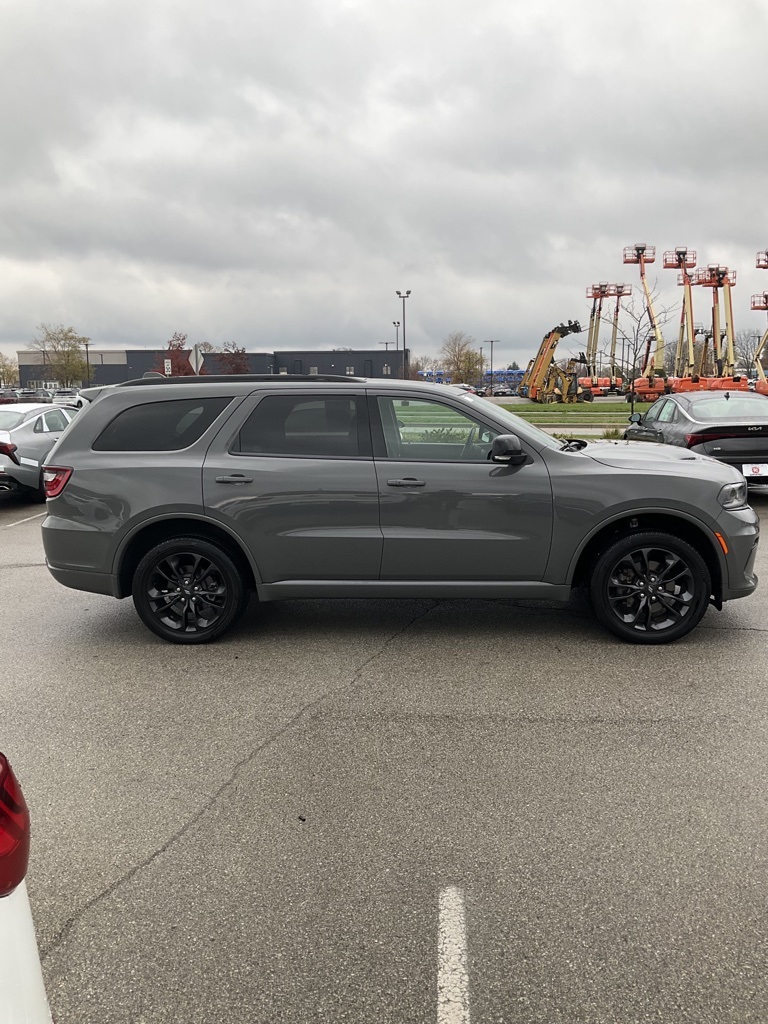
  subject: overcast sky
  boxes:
[2,0,767,367]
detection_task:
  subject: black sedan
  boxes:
[625,390,768,483]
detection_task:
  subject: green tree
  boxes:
[32,324,89,386]
[0,353,19,386]
[439,331,482,383]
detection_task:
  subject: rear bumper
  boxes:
[46,561,121,598]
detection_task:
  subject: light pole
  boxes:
[83,338,91,387]
[484,340,498,393]
[396,290,410,378]
[479,346,484,389]
[392,321,400,374]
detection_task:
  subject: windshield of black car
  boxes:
[692,395,768,419]
[0,411,25,430]
[454,392,563,449]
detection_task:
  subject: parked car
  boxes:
[0,752,53,1023]
[15,389,53,404]
[0,403,80,498]
[492,384,513,396]
[51,387,85,408]
[42,374,758,646]
[625,390,768,485]
[0,388,18,405]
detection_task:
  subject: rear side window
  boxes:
[235,395,365,457]
[93,397,231,452]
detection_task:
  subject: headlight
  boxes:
[718,480,748,509]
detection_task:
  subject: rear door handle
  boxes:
[215,474,253,484]
[387,478,426,487]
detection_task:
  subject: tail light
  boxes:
[0,441,19,465]
[685,432,745,447]
[43,466,72,498]
[0,753,30,898]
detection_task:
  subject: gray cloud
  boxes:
[2,0,768,368]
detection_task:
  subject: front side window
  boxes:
[376,397,499,461]
[93,397,231,452]
[236,395,363,458]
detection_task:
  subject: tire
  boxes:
[132,537,248,645]
[589,531,711,644]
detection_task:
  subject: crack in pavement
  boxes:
[39,599,440,961]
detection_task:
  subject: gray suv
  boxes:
[41,375,759,645]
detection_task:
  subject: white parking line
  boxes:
[437,886,470,1024]
[1,511,46,529]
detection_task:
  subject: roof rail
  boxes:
[115,374,367,387]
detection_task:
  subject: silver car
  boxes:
[41,375,759,645]
[0,404,79,498]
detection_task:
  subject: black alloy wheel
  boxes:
[132,537,248,644]
[590,531,711,644]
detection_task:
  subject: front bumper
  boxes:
[718,504,760,602]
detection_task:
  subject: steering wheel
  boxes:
[460,427,477,459]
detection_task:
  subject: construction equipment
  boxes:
[664,247,709,393]
[693,264,747,390]
[540,358,585,404]
[623,243,668,401]
[518,320,581,401]
[604,283,630,394]
[577,283,612,400]
[750,291,768,395]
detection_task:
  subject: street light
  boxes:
[484,340,499,393]
[83,338,91,387]
[392,321,400,372]
[396,290,411,378]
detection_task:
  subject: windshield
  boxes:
[456,393,562,449]
[0,411,25,430]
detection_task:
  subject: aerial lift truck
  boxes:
[518,320,581,401]
[693,265,747,391]
[751,249,768,395]
[664,247,709,393]
[623,243,668,401]
[577,282,613,399]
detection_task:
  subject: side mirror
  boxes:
[628,412,642,423]
[490,434,527,465]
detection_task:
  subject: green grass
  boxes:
[500,400,649,423]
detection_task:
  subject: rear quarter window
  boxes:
[93,397,231,452]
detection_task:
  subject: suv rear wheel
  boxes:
[132,537,248,644]
[589,531,711,644]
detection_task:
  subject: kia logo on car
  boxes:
[748,426,762,431]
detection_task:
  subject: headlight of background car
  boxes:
[718,480,748,510]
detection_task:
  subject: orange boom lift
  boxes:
[751,248,768,395]
[693,264,747,391]
[623,243,667,401]
[578,282,612,400]
[664,246,709,393]
[605,283,630,395]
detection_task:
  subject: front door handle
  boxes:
[387,478,426,487]
[215,474,253,484]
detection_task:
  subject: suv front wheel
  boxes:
[589,531,711,644]
[132,537,248,644]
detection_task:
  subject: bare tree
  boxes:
[31,324,89,386]
[439,331,482,383]
[734,328,764,371]
[592,287,677,383]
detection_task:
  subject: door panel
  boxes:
[203,392,382,582]
[372,395,554,581]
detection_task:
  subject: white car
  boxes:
[0,752,53,1023]
[51,388,85,408]
[0,403,80,498]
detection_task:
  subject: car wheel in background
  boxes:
[132,537,248,644]
[589,531,710,644]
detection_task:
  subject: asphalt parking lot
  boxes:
[2,488,768,1023]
